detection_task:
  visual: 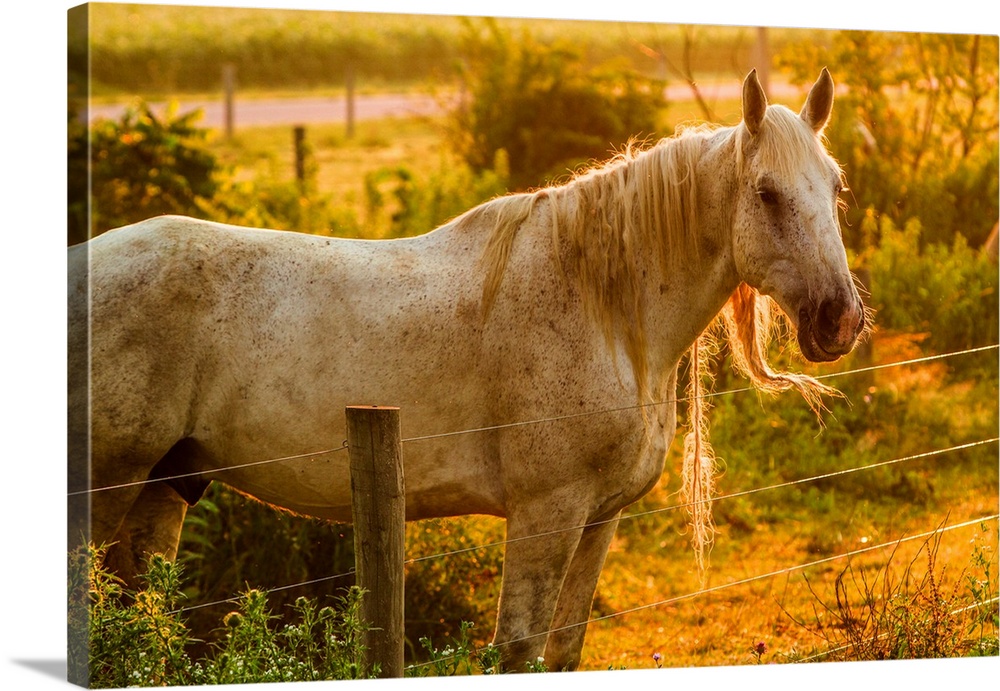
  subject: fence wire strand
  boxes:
[68,441,349,497]
[402,344,998,443]
[406,436,999,564]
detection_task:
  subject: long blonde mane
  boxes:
[470,124,727,401]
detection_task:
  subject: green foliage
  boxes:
[778,31,999,251]
[209,161,362,236]
[89,6,461,94]
[76,102,364,242]
[67,99,90,246]
[448,18,666,189]
[865,214,1000,357]
[175,484,357,653]
[965,523,1000,656]
[74,545,376,688]
[404,621,551,676]
[193,588,373,684]
[403,518,505,653]
[177,491,505,668]
[87,5,778,98]
[85,102,220,239]
[79,545,197,687]
[363,155,509,238]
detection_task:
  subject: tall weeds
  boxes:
[787,521,998,661]
[72,545,377,688]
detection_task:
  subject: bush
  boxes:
[787,522,998,661]
[403,517,505,654]
[209,163,363,236]
[85,102,220,239]
[175,484,358,654]
[865,214,999,357]
[363,155,509,238]
[447,18,666,189]
[75,101,365,242]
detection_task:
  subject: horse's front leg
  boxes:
[543,514,619,671]
[492,502,586,672]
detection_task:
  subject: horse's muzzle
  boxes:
[797,295,865,363]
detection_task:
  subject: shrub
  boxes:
[403,517,505,654]
[787,522,998,661]
[363,154,509,238]
[447,18,666,189]
[74,101,365,241]
[864,214,999,358]
[175,484,358,653]
[85,102,220,239]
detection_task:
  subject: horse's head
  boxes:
[731,68,865,363]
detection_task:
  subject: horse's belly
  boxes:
[202,428,505,524]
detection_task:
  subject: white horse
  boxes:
[68,69,864,671]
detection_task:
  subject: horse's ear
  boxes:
[742,69,768,137]
[800,67,835,134]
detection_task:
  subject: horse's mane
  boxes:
[464,110,838,408]
[465,124,724,400]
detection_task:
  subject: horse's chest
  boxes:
[597,408,674,512]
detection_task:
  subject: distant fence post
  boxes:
[346,405,405,679]
[293,125,307,188]
[222,63,236,139]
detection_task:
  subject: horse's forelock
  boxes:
[736,104,838,182]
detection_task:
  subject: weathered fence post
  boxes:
[293,125,307,189]
[346,405,405,678]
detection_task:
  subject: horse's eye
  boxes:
[757,188,779,206]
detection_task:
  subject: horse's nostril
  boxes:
[817,299,842,337]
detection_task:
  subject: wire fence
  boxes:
[73,342,998,496]
[402,513,1000,671]
[170,435,998,617]
[77,341,999,663]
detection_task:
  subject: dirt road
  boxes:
[86,93,446,128]
[85,81,807,129]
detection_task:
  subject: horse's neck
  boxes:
[641,129,742,394]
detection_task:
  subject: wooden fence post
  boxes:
[346,405,405,678]
[293,125,307,189]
